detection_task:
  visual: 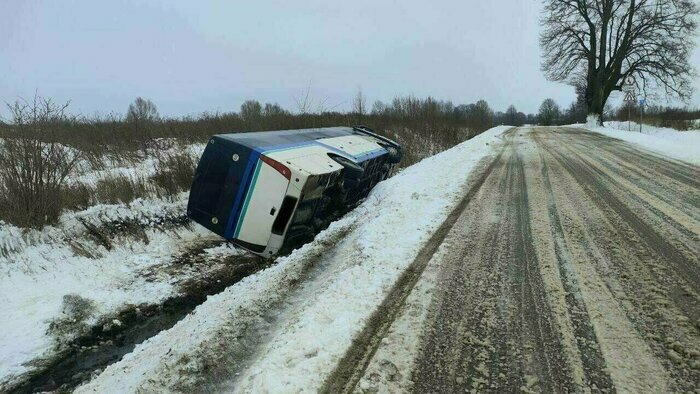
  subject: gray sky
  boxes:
[2,0,699,119]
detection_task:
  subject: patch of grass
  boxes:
[48,294,96,348]
[61,184,94,212]
[151,151,196,198]
[94,175,151,205]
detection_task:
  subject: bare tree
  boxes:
[505,105,519,125]
[472,99,494,131]
[371,100,387,115]
[295,79,315,115]
[540,0,698,124]
[263,103,287,117]
[293,80,334,126]
[240,100,262,120]
[538,98,561,126]
[352,86,366,116]
[126,97,159,151]
[126,97,159,123]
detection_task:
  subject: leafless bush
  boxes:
[612,105,700,131]
[0,96,84,227]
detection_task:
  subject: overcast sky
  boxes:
[2,0,699,119]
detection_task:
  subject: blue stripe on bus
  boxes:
[224,149,261,238]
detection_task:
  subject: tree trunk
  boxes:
[586,75,607,125]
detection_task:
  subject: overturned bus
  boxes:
[187,126,401,256]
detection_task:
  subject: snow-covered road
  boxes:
[347,127,699,393]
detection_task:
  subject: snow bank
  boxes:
[577,121,700,165]
[78,126,510,393]
[1,192,189,258]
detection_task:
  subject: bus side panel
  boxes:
[234,160,291,248]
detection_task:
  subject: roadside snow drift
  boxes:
[578,121,700,165]
[77,126,511,392]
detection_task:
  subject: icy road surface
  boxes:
[79,126,699,393]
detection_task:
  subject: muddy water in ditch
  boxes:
[11,242,268,394]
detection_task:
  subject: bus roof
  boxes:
[214,127,356,150]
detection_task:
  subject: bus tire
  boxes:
[384,146,402,164]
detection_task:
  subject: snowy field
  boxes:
[70,143,206,186]
[573,119,700,165]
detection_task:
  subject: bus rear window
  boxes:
[195,146,230,213]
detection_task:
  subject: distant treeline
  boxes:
[612,105,700,130]
[0,94,579,153]
[0,95,531,164]
[1,95,696,157]
[0,94,516,228]
[1,94,696,228]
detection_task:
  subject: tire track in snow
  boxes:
[540,138,700,333]
[412,134,576,393]
[542,138,700,296]
[534,147,615,391]
[412,147,518,392]
[564,128,700,189]
[555,132,700,247]
[535,130,699,392]
[562,133,700,212]
[510,147,575,393]
[543,167,671,393]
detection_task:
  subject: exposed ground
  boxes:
[331,127,700,393]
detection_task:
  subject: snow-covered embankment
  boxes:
[0,195,222,389]
[581,120,700,165]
